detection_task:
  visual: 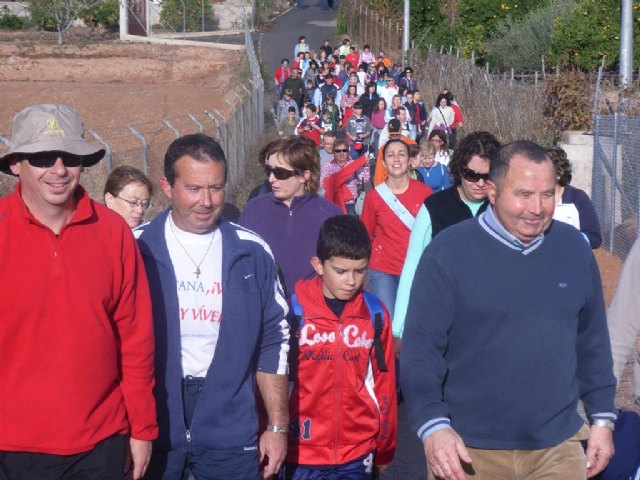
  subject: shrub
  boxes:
[81,0,119,29]
[0,6,27,30]
[160,0,215,32]
[542,70,593,141]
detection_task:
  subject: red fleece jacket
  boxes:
[0,185,158,454]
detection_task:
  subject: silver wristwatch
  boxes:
[265,424,288,434]
[591,419,615,431]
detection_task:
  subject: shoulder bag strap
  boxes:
[375,182,415,230]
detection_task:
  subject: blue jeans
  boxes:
[367,269,400,318]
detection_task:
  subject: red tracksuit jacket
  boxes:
[286,277,397,467]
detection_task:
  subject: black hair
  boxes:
[490,140,551,189]
[287,106,297,113]
[434,93,450,108]
[449,131,500,186]
[317,215,371,262]
[164,133,226,186]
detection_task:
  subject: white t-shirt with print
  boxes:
[165,214,223,378]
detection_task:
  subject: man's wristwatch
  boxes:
[591,419,615,431]
[265,424,288,434]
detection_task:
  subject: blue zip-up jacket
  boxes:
[136,209,289,451]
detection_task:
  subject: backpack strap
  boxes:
[362,290,388,372]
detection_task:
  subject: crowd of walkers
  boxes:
[1,34,639,480]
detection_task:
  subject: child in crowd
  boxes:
[415,142,451,191]
[297,104,324,146]
[320,109,337,137]
[407,143,424,183]
[278,107,299,138]
[283,215,397,479]
[323,93,341,126]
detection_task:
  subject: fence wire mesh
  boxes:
[0,20,264,218]
[592,114,640,260]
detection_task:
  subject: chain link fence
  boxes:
[0,21,264,215]
[592,114,640,260]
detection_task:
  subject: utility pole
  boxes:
[403,0,409,65]
[620,0,633,85]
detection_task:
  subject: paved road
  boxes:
[258,5,429,478]
[258,0,339,92]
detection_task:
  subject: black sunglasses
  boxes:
[334,148,349,153]
[24,151,83,169]
[265,164,299,180]
[461,167,489,183]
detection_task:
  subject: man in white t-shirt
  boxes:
[136,134,290,480]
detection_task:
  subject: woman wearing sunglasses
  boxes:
[360,139,432,318]
[320,139,370,215]
[394,131,501,350]
[104,165,153,229]
[239,137,341,298]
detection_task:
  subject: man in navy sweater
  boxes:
[401,141,616,480]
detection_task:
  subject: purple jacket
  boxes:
[239,193,341,297]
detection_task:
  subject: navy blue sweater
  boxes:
[400,215,616,450]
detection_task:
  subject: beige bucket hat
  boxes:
[0,103,105,175]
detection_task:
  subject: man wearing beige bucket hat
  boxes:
[0,104,158,479]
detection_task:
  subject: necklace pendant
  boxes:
[195,267,201,279]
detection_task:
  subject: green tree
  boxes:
[28,0,107,44]
[81,0,118,29]
[160,0,215,33]
[549,0,640,70]
[457,0,547,37]
[487,0,576,71]
[407,0,456,49]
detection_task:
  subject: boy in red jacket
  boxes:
[283,215,397,479]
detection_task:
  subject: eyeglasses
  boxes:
[334,148,349,153]
[265,164,299,180]
[461,167,490,183]
[24,152,83,169]
[116,196,151,211]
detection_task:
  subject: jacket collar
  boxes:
[137,207,251,272]
[10,182,95,228]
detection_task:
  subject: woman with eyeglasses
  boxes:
[428,129,451,166]
[394,131,501,350]
[103,165,152,229]
[360,139,432,318]
[239,137,341,298]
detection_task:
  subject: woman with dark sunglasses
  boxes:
[393,131,501,351]
[239,137,341,298]
[320,139,370,215]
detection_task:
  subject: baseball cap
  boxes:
[388,118,401,133]
[0,103,105,176]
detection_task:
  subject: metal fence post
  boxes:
[609,112,619,251]
[205,110,223,143]
[188,113,204,133]
[87,129,113,174]
[212,108,229,153]
[126,125,149,175]
[162,120,180,139]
